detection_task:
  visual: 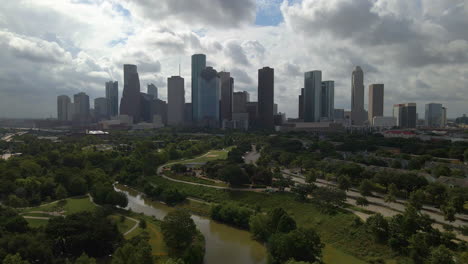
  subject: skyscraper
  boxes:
[120,64,141,123]
[393,103,417,128]
[425,103,444,127]
[304,71,321,122]
[298,88,304,120]
[258,67,274,129]
[57,95,71,121]
[191,54,206,122]
[167,76,185,126]
[219,72,233,122]
[351,66,366,125]
[94,97,108,120]
[368,84,384,124]
[233,91,250,113]
[198,67,220,127]
[147,84,158,99]
[321,81,334,121]
[105,81,118,117]
[442,107,447,127]
[73,92,90,125]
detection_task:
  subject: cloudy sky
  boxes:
[0,0,467,119]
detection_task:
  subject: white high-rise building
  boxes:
[167,76,185,126]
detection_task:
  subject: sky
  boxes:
[0,0,467,119]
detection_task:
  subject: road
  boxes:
[243,145,260,165]
[156,148,467,241]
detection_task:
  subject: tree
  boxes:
[366,213,389,242]
[111,241,153,264]
[161,210,197,252]
[55,184,68,199]
[337,175,351,191]
[305,170,318,183]
[359,180,373,197]
[390,160,402,169]
[268,228,323,264]
[428,245,454,264]
[2,253,30,264]
[68,176,88,196]
[249,214,271,241]
[356,197,369,207]
[408,189,426,210]
[45,211,123,258]
[219,164,249,186]
[139,219,147,229]
[441,205,456,222]
[408,233,430,264]
[311,187,346,211]
[432,165,451,178]
[464,149,468,162]
[384,183,398,203]
[74,253,97,264]
[276,214,297,233]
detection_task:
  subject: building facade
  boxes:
[393,103,417,128]
[57,95,71,121]
[368,84,384,125]
[425,103,444,128]
[147,84,158,99]
[233,91,249,113]
[198,67,220,128]
[167,76,185,126]
[105,81,118,117]
[351,66,366,125]
[94,97,108,120]
[321,81,334,121]
[304,71,322,122]
[191,54,206,122]
[219,72,233,122]
[298,88,304,120]
[73,92,90,125]
[120,64,141,123]
[258,67,275,129]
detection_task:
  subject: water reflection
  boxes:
[115,185,267,264]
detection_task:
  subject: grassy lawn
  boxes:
[21,196,97,216]
[108,215,138,234]
[170,147,233,167]
[166,172,228,187]
[25,218,48,228]
[149,175,402,264]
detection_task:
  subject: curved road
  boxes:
[156,148,467,241]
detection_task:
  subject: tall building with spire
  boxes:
[120,64,141,123]
[167,76,185,126]
[191,54,206,122]
[351,66,366,125]
[258,67,274,129]
[105,81,118,117]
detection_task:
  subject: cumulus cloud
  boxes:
[0,0,467,119]
[118,0,256,28]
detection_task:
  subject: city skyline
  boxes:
[0,0,467,119]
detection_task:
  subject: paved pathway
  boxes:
[123,216,140,236]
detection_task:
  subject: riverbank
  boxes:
[148,175,402,264]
